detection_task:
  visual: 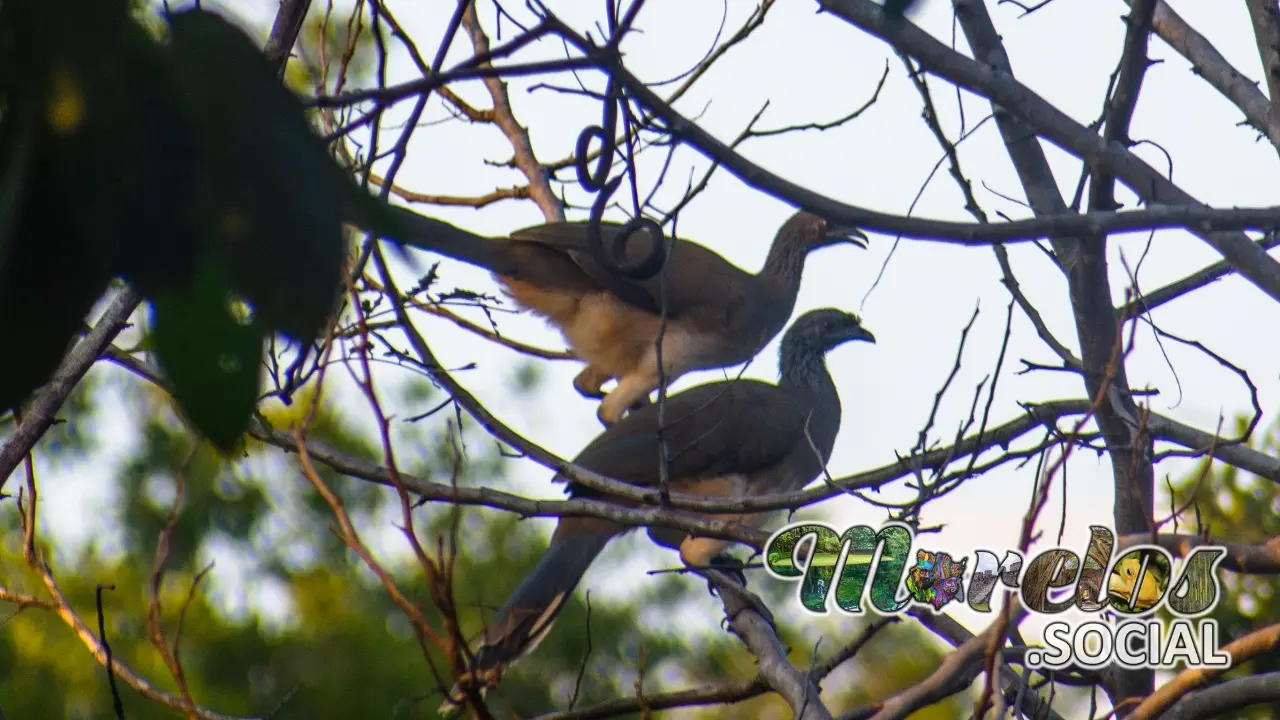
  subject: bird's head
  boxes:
[783,308,876,355]
[783,211,869,252]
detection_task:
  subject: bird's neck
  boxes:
[778,350,842,452]
[759,238,808,295]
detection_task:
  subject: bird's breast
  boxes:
[677,472,753,501]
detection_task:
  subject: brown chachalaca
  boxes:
[389,208,867,425]
[440,308,875,710]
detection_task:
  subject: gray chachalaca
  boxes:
[440,308,875,709]
[390,208,866,426]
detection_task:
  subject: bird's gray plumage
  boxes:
[440,308,875,712]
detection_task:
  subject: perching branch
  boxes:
[0,286,141,489]
[703,569,834,720]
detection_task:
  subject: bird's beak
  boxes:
[847,326,876,345]
[826,226,869,249]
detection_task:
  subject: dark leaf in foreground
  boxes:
[166,8,348,343]
[0,95,37,286]
[0,141,111,414]
[46,18,201,298]
[151,253,265,453]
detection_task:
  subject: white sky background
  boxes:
[26,0,1280,713]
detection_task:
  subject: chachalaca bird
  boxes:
[388,208,867,426]
[440,308,875,711]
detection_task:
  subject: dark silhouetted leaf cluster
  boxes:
[0,2,405,451]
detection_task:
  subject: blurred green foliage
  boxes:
[1159,415,1280,719]
[0,366,969,719]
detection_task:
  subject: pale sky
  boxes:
[30,0,1280,714]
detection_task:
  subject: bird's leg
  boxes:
[596,369,660,426]
[703,555,777,632]
[627,394,652,411]
[681,539,778,633]
[572,365,611,400]
[680,538,745,591]
[708,553,749,588]
[576,365,651,409]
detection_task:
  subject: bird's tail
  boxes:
[374,204,519,275]
[440,525,616,714]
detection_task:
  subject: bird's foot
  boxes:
[596,403,620,427]
[706,553,749,590]
[595,392,653,427]
[703,554,777,632]
[573,366,610,400]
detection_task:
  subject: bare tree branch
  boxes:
[1117,232,1280,316]
[1091,0,1157,213]
[1123,0,1280,149]
[533,619,895,720]
[818,0,1280,306]
[948,0,1155,711]
[461,4,564,223]
[1160,671,1280,720]
[263,0,312,75]
[704,569,834,720]
[1245,0,1280,154]
[909,609,1068,720]
[1116,532,1280,574]
[0,286,141,488]
[838,603,1027,720]
[1127,622,1280,719]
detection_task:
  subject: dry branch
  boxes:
[461,4,563,223]
[107,344,1280,529]
[704,569,834,720]
[1127,622,1280,719]
[839,603,1027,720]
[1116,533,1280,574]
[818,0,1280,306]
[1124,0,1280,149]
[0,286,141,488]
[1245,0,1280,153]
[1160,671,1280,720]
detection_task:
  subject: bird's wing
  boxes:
[509,222,746,316]
[560,378,811,495]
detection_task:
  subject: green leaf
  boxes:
[165,9,350,343]
[151,254,265,453]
